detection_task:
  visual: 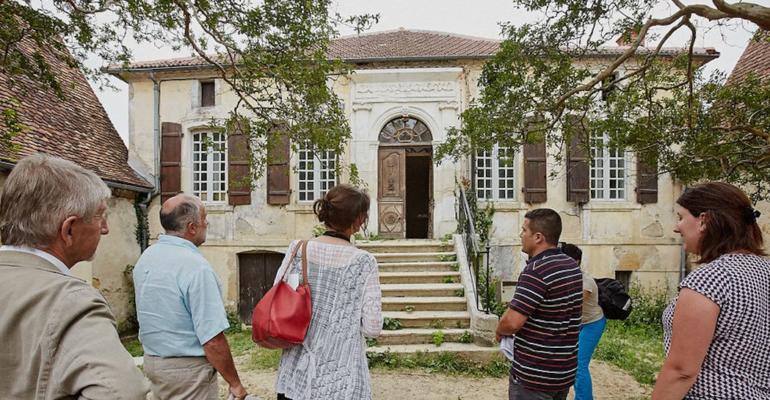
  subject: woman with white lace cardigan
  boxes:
[273,184,382,400]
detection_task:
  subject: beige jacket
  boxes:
[0,250,149,399]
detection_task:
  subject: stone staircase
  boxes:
[356,239,497,362]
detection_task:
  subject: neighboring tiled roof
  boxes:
[108,28,718,73]
[0,42,152,190]
[728,30,770,84]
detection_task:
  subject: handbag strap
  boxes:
[300,240,309,290]
[277,240,310,291]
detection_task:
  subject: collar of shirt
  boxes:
[526,247,562,267]
[158,234,200,252]
[0,245,70,275]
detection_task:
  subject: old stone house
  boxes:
[0,44,153,332]
[109,29,721,335]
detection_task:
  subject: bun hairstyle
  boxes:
[677,182,766,263]
[313,184,371,232]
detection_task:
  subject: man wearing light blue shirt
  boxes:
[134,194,249,400]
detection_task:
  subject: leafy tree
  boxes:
[437,1,770,199]
[1,0,376,178]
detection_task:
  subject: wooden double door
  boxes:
[237,252,284,323]
[378,146,433,239]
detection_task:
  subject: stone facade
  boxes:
[121,63,690,312]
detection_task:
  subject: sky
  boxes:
[92,0,760,143]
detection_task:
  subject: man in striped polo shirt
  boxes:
[496,208,583,400]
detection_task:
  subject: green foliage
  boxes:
[367,351,510,378]
[593,285,671,385]
[312,224,326,238]
[225,310,243,334]
[120,264,138,335]
[431,331,445,347]
[403,305,415,313]
[439,254,457,262]
[458,331,473,344]
[2,1,379,182]
[450,263,460,272]
[440,233,454,243]
[133,197,149,250]
[121,337,144,357]
[453,288,465,297]
[442,276,457,284]
[0,98,25,155]
[595,320,664,386]
[435,3,770,199]
[383,317,403,331]
[365,337,378,347]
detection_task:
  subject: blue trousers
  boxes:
[574,317,607,400]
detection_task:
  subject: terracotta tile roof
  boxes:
[106,29,717,73]
[728,30,770,84]
[328,28,501,61]
[0,42,152,190]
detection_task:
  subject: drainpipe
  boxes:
[136,72,162,251]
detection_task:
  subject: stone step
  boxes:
[375,328,470,346]
[381,283,464,297]
[357,240,453,254]
[377,261,458,273]
[366,343,499,363]
[383,311,470,329]
[382,296,467,312]
[379,271,461,285]
[373,252,457,263]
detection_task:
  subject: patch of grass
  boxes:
[438,254,457,262]
[367,351,509,378]
[225,310,243,334]
[442,276,457,284]
[458,331,473,344]
[453,288,464,297]
[226,329,254,357]
[450,263,460,271]
[403,305,415,313]
[432,331,445,347]
[229,329,281,370]
[594,320,665,385]
[366,337,378,347]
[122,337,143,357]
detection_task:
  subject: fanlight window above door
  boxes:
[379,117,432,144]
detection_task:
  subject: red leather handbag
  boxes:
[252,240,312,349]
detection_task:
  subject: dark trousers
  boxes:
[277,394,292,400]
[508,375,569,400]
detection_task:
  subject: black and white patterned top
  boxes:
[663,253,770,399]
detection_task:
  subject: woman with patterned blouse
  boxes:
[652,182,769,399]
[273,184,382,400]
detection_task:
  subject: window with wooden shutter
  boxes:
[160,122,182,203]
[523,140,547,203]
[266,126,290,205]
[636,158,658,204]
[228,122,251,206]
[590,132,627,201]
[565,117,590,203]
[200,81,215,107]
[192,131,227,203]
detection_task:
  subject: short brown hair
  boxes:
[677,182,766,263]
[524,208,562,245]
[313,184,370,232]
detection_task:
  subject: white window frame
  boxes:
[475,144,517,201]
[192,131,228,203]
[296,142,337,203]
[590,132,627,201]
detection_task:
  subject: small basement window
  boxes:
[615,270,632,290]
[200,81,215,107]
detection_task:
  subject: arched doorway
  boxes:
[377,116,433,239]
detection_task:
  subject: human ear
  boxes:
[60,216,78,247]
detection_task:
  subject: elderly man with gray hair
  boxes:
[133,193,250,400]
[0,154,149,399]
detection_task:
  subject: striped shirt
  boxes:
[509,248,583,392]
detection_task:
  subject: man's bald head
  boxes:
[159,194,202,234]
